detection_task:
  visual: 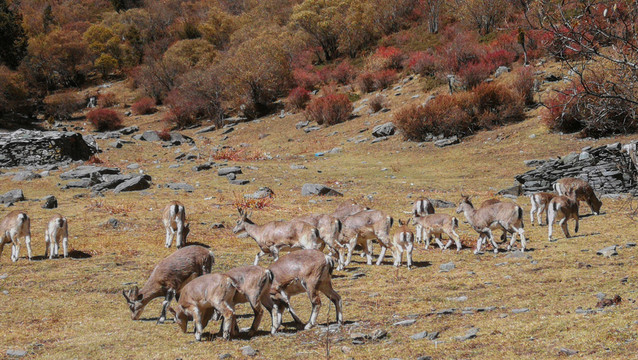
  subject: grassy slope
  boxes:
[1,68,638,360]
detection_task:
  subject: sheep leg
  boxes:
[158,288,175,324]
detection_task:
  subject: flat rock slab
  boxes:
[393,319,416,326]
[597,245,618,257]
[440,262,455,272]
[114,176,151,193]
[230,179,250,185]
[166,183,195,192]
[240,346,257,357]
[140,130,160,142]
[218,167,242,176]
[512,308,530,314]
[60,166,120,180]
[410,331,429,340]
[431,199,455,208]
[195,125,217,134]
[434,136,460,148]
[301,184,343,196]
[245,187,274,200]
[12,171,41,182]
[6,350,27,357]
[505,251,531,259]
[0,189,24,204]
[290,164,307,170]
[455,327,479,341]
[372,122,396,137]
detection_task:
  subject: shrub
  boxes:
[406,51,439,76]
[513,67,535,106]
[293,68,321,90]
[458,61,492,89]
[369,94,387,113]
[98,92,117,108]
[542,88,585,134]
[473,82,525,129]
[87,108,122,131]
[132,97,156,115]
[482,49,517,68]
[393,104,428,140]
[164,69,224,128]
[305,93,352,126]
[157,128,171,141]
[43,92,85,120]
[356,69,398,93]
[369,46,405,70]
[331,60,356,85]
[286,87,311,111]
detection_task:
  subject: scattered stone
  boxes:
[140,130,160,142]
[431,199,455,208]
[512,308,530,314]
[291,164,307,170]
[447,296,468,302]
[301,184,343,197]
[625,242,636,247]
[60,166,120,180]
[245,187,274,200]
[230,179,250,185]
[411,331,429,340]
[168,164,180,169]
[393,319,416,327]
[371,329,387,340]
[371,136,388,144]
[41,195,57,209]
[494,66,510,78]
[195,125,217,134]
[296,121,309,129]
[455,327,479,341]
[435,309,455,315]
[434,136,460,148]
[505,251,531,259]
[0,189,24,204]
[596,295,621,308]
[109,140,123,148]
[222,127,234,135]
[417,357,433,360]
[166,183,195,192]
[597,245,618,258]
[329,147,341,154]
[440,262,455,272]
[62,178,92,189]
[114,176,151,193]
[126,163,140,170]
[351,273,365,280]
[240,345,257,357]
[595,293,606,301]
[119,125,139,135]
[12,171,41,182]
[218,167,242,176]
[304,126,321,133]
[350,332,368,345]
[6,350,27,357]
[426,332,439,340]
[226,173,236,181]
[192,162,214,172]
[545,74,561,82]
[497,183,522,197]
[558,348,578,356]
[372,122,396,137]
[218,353,231,359]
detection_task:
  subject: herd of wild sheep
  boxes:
[0,176,603,341]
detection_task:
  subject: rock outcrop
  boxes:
[0,130,97,167]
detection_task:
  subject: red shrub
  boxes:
[438,29,483,72]
[158,128,171,141]
[293,68,321,90]
[406,51,439,76]
[287,87,311,111]
[372,46,406,70]
[473,82,525,129]
[87,109,122,131]
[305,93,352,126]
[132,97,156,115]
[542,88,584,134]
[483,49,517,68]
[356,69,398,93]
[458,61,492,89]
[395,94,475,140]
[331,60,356,85]
[513,67,536,106]
[369,94,387,113]
[163,106,197,129]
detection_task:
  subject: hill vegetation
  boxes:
[0,0,636,138]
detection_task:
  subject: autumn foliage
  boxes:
[87,108,122,131]
[305,92,352,126]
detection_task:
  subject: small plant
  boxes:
[513,67,535,106]
[458,61,492,89]
[232,192,274,210]
[86,155,103,164]
[86,108,122,131]
[356,70,398,93]
[369,94,387,113]
[305,93,352,126]
[132,97,156,115]
[212,148,261,161]
[98,92,117,108]
[293,68,321,90]
[158,128,172,141]
[406,51,439,76]
[286,87,311,111]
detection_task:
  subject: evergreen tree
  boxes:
[0,0,28,69]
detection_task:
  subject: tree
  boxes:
[539,0,638,137]
[422,0,443,33]
[95,53,118,78]
[454,0,510,34]
[0,0,28,68]
[291,0,349,62]
[110,0,142,13]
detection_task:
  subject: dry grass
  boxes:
[1,64,638,359]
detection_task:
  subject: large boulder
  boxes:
[301,184,343,196]
[0,130,97,167]
[372,122,396,138]
[0,189,25,204]
[114,176,151,193]
[218,166,242,176]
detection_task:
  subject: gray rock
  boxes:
[417,357,433,360]
[371,136,388,144]
[230,179,250,185]
[226,173,236,181]
[192,162,214,172]
[218,166,242,176]
[141,130,160,142]
[119,125,139,135]
[494,66,510,78]
[60,166,120,180]
[372,122,396,137]
[392,319,416,327]
[431,199,455,208]
[524,159,545,167]
[12,171,41,182]
[218,353,231,360]
[512,308,530,314]
[0,189,25,204]
[505,251,531,259]
[455,327,479,341]
[370,329,387,340]
[410,331,429,340]
[497,184,522,197]
[447,296,468,302]
[291,164,307,170]
[126,163,140,170]
[559,348,578,356]
[6,349,27,357]
[440,262,455,272]
[296,121,309,129]
[596,292,606,301]
[301,184,343,197]
[109,140,123,148]
[304,126,321,133]
[41,195,58,209]
[195,125,217,134]
[597,245,618,257]
[434,136,460,148]
[0,130,97,168]
[166,183,195,192]
[240,345,257,357]
[168,164,180,169]
[426,332,439,340]
[245,187,274,200]
[62,178,92,189]
[114,176,151,193]
[222,127,234,135]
